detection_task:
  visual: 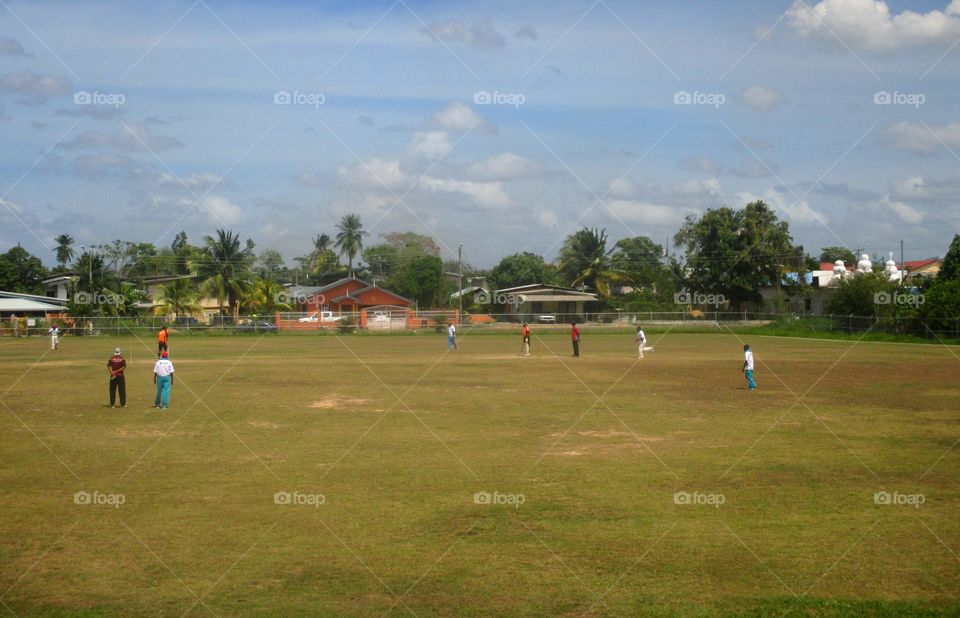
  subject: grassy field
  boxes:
[0,329,958,616]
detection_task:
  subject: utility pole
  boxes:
[900,239,905,285]
[458,243,463,324]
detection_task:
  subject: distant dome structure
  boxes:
[857,253,872,273]
[831,259,848,283]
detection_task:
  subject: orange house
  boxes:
[289,277,412,315]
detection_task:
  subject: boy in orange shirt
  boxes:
[157,326,169,358]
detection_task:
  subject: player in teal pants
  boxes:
[742,344,756,391]
[153,351,175,409]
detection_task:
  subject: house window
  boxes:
[805,298,812,311]
[532,301,542,312]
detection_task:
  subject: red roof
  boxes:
[904,258,940,270]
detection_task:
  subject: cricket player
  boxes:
[635,325,647,359]
[153,351,175,409]
[48,325,59,350]
[107,347,127,408]
[571,321,580,357]
[447,322,458,350]
[157,325,169,357]
[742,344,756,391]
[521,322,531,357]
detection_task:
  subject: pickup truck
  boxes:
[298,311,344,323]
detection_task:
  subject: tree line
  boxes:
[1,202,957,320]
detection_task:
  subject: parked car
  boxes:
[536,314,556,323]
[298,310,343,323]
[234,320,278,333]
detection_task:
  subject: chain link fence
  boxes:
[2,311,958,340]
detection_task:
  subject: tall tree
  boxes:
[558,227,623,297]
[674,201,803,309]
[0,245,47,294]
[154,278,201,319]
[489,252,556,291]
[54,234,75,269]
[819,246,856,264]
[938,234,960,282]
[611,236,664,288]
[191,229,254,320]
[334,214,367,277]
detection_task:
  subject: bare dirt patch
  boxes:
[248,420,278,429]
[308,395,373,410]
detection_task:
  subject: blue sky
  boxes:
[1,0,958,268]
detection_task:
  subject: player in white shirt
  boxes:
[742,344,756,391]
[153,351,175,409]
[447,323,458,350]
[635,326,647,358]
[47,325,59,350]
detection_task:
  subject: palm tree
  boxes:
[334,214,367,277]
[191,229,254,321]
[241,277,292,315]
[54,234,75,269]
[154,278,201,319]
[558,227,624,298]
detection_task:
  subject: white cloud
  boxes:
[408,131,452,159]
[61,125,183,153]
[422,19,506,50]
[741,85,785,112]
[194,195,243,225]
[886,199,924,223]
[337,158,410,190]
[606,177,637,198]
[884,121,960,154]
[465,153,541,181]
[786,0,960,51]
[538,209,558,227]
[735,188,828,225]
[605,199,695,226]
[0,71,70,104]
[430,102,496,134]
[419,176,510,208]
